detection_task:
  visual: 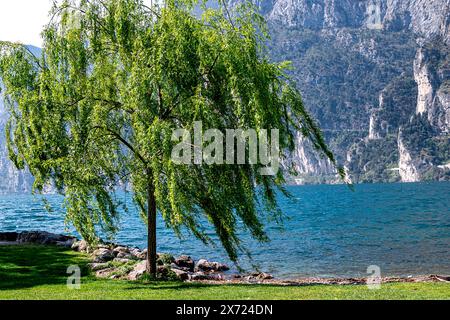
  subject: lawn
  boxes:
[0,245,449,300]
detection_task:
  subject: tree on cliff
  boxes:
[0,0,341,276]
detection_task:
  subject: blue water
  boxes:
[1,182,449,279]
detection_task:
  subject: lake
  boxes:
[0,182,449,279]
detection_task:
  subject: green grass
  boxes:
[0,245,449,300]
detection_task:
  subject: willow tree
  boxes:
[0,0,341,276]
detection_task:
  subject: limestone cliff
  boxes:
[398,129,421,182]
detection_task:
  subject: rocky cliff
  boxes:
[0,99,34,194]
[0,1,449,192]
[252,0,450,183]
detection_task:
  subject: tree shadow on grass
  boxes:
[0,244,90,290]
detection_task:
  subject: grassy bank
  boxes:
[0,245,449,300]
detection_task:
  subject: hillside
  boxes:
[0,1,449,193]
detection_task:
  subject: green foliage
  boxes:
[157,253,175,266]
[0,0,337,263]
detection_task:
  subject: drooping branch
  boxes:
[92,126,148,166]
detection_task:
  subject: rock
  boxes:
[17,231,75,246]
[0,232,18,242]
[212,262,230,272]
[113,258,131,264]
[174,255,195,271]
[96,268,115,278]
[113,246,130,256]
[132,248,147,260]
[96,244,111,250]
[56,238,76,248]
[116,252,134,260]
[194,259,229,272]
[128,261,147,280]
[72,240,88,252]
[171,268,189,281]
[93,248,115,263]
[189,272,225,281]
[88,263,110,271]
[157,265,171,277]
[256,272,274,280]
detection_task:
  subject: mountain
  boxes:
[0,2,449,193]
[237,0,450,184]
[0,96,34,194]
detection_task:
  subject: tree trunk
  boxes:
[146,175,157,277]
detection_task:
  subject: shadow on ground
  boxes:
[0,244,91,290]
[0,245,216,292]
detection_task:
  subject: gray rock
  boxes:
[113,258,131,264]
[116,252,134,260]
[72,240,89,252]
[174,255,195,271]
[17,231,75,246]
[128,260,147,280]
[194,259,229,272]
[132,248,147,260]
[113,246,130,255]
[195,259,213,272]
[171,268,189,281]
[56,238,76,248]
[189,272,225,281]
[96,268,115,278]
[93,248,115,263]
[256,272,274,280]
[88,263,110,271]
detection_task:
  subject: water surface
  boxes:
[0,182,449,278]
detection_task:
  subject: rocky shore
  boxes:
[0,231,272,282]
[1,231,449,285]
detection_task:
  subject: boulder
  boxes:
[174,255,195,271]
[96,268,115,278]
[17,231,75,245]
[113,258,131,264]
[189,272,225,281]
[113,246,130,256]
[116,252,134,260]
[93,248,115,263]
[56,238,76,248]
[157,265,172,278]
[131,248,147,260]
[72,240,88,252]
[88,263,110,271]
[171,268,189,281]
[0,232,18,242]
[256,272,273,280]
[195,259,228,272]
[128,261,147,280]
[212,262,230,272]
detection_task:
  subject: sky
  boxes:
[0,0,154,47]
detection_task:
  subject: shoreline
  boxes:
[1,231,450,285]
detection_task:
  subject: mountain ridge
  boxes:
[0,1,449,193]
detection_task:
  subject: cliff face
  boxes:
[414,43,450,133]
[239,0,449,40]
[0,2,449,191]
[0,99,34,194]
[252,0,450,183]
[398,129,421,182]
